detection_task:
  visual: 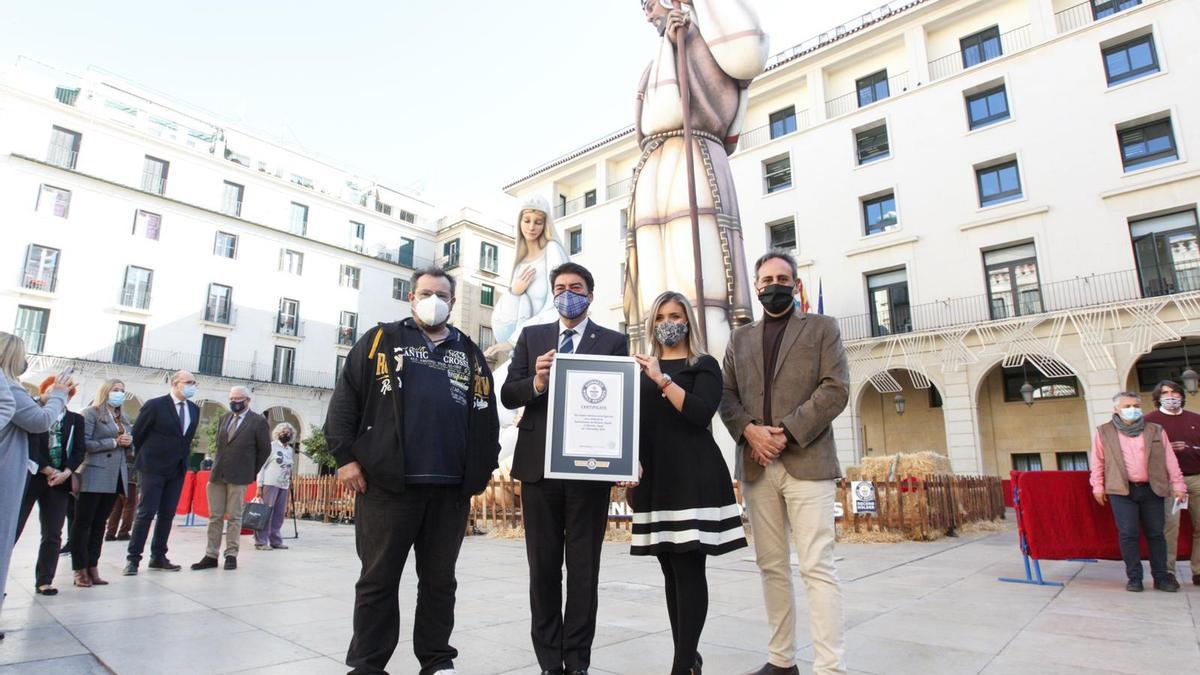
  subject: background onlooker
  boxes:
[254,423,296,551]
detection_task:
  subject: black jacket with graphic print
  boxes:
[325,318,500,497]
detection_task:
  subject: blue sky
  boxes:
[1,1,884,215]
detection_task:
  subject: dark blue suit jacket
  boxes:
[132,394,200,478]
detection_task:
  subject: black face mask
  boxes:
[278,434,292,444]
[758,284,796,315]
[230,400,247,414]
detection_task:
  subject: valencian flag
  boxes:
[795,279,811,313]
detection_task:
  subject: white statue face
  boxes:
[644,1,669,34]
[519,209,546,243]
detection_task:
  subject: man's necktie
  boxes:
[227,415,240,437]
[559,329,576,354]
[177,401,186,432]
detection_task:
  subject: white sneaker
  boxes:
[432,670,456,675]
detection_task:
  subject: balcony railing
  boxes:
[338,326,357,346]
[1055,0,1142,34]
[15,330,47,355]
[204,301,232,324]
[276,315,300,337]
[836,264,1200,342]
[737,110,812,153]
[606,177,634,201]
[46,147,77,169]
[928,25,1032,81]
[54,87,79,106]
[21,274,57,293]
[141,172,167,195]
[221,199,242,217]
[825,72,909,120]
[67,346,336,389]
[120,290,151,310]
[554,194,592,219]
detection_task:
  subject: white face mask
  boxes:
[414,296,450,327]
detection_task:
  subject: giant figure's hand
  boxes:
[510,267,536,296]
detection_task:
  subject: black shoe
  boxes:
[694,652,703,675]
[59,544,72,556]
[122,562,139,576]
[116,534,131,541]
[744,665,801,675]
[148,558,181,571]
[224,556,237,570]
[540,671,563,675]
[190,556,219,571]
[566,671,588,675]
[1194,573,1200,586]
[1126,579,1144,592]
[1155,577,1180,592]
[104,534,117,542]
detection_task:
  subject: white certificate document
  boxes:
[562,370,624,459]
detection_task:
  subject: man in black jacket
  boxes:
[326,266,499,675]
[501,262,628,675]
[124,370,200,575]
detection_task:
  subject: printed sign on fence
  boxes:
[851,481,877,515]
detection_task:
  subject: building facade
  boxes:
[504,0,1200,477]
[435,207,516,360]
[0,60,511,471]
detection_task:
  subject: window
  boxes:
[768,218,797,251]
[569,228,583,256]
[198,334,225,376]
[1057,452,1090,471]
[399,238,415,267]
[966,85,1010,129]
[479,325,496,352]
[977,160,1023,207]
[867,269,911,337]
[863,193,898,235]
[393,277,412,300]
[340,265,361,290]
[399,209,417,224]
[22,244,60,292]
[1119,117,1177,171]
[222,181,243,217]
[481,242,499,274]
[763,155,792,194]
[141,156,169,195]
[205,283,233,324]
[280,249,304,275]
[1103,34,1158,86]
[36,185,71,218]
[856,70,889,107]
[1011,453,1043,472]
[14,306,49,354]
[338,311,358,346]
[121,266,153,309]
[277,298,300,336]
[133,210,162,240]
[984,243,1042,320]
[1001,366,1080,401]
[336,354,348,380]
[769,106,797,139]
[113,321,145,366]
[289,202,308,236]
[1131,209,1200,297]
[350,221,365,252]
[376,200,393,216]
[272,346,296,385]
[584,190,597,208]
[443,239,460,269]
[47,126,80,169]
[960,26,1002,69]
[1092,0,1142,20]
[481,284,495,307]
[214,232,238,259]
[619,209,629,242]
[855,123,890,164]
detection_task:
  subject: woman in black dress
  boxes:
[631,290,747,675]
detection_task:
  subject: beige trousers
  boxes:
[1164,473,1200,577]
[206,481,247,559]
[744,460,846,675]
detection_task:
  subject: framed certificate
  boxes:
[544,353,641,481]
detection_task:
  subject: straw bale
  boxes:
[854,451,952,481]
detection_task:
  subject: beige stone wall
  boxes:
[858,371,948,458]
[976,368,1091,476]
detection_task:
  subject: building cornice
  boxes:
[959,205,1050,232]
[1099,168,1200,200]
[845,234,920,258]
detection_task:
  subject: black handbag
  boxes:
[242,501,272,531]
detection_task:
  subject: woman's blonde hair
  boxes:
[272,422,296,441]
[645,291,707,365]
[513,199,560,275]
[91,378,126,409]
[0,332,27,382]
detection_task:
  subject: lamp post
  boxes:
[894,392,906,415]
[1183,341,1199,394]
[1020,360,1035,407]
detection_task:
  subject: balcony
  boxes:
[554,194,592,219]
[204,301,232,325]
[67,346,336,389]
[46,147,77,170]
[836,263,1200,342]
[606,177,634,201]
[141,172,167,196]
[927,25,1033,81]
[54,87,79,106]
[737,110,812,153]
[825,72,909,120]
[337,326,357,347]
[1055,0,1142,34]
[221,199,243,217]
[21,274,57,293]
[276,315,300,337]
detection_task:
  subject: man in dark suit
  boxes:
[192,385,270,571]
[124,370,201,575]
[501,262,628,675]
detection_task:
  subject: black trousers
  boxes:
[72,479,121,571]
[658,551,708,675]
[1109,482,1169,583]
[127,471,184,563]
[521,478,611,672]
[62,491,76,551]
[347,485,469,675]
[15,474,70,587]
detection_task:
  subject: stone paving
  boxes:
[1,515,1198,674]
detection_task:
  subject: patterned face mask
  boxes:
[655,320,689,347]
[553,290,591,320]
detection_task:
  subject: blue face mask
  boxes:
[182,384,198,400]
[108,391,126,408]
[1119,407,1143,422]
[553,290,591,320]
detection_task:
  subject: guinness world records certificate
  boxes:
[544,354,640,481]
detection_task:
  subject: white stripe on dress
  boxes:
[632,527,746,547]
[631,504,742,524]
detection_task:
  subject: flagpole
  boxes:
[673,0,708,350]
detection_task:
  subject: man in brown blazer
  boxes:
[719,250,850,675]
[192,386,271,571]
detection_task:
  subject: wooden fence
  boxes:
[289,475,356,523]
